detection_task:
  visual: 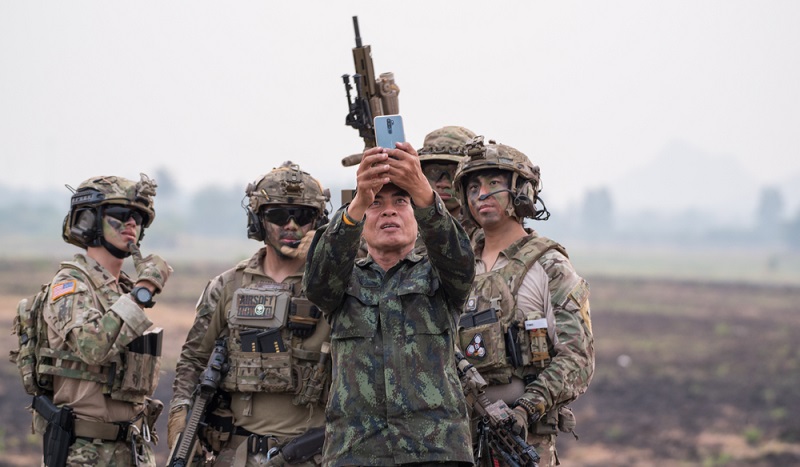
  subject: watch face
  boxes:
[134,287,153,305]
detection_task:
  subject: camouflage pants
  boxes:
[525,433,557,467]
[62,437,155,466]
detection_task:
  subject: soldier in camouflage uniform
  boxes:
[304,143,475,466]
[453,137,594,466]
[418,125,480,240]
[168,162,331,467]
[40,174,172,466]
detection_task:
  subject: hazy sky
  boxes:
[2,1,799,213]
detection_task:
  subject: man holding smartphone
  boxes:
[304,143,475,466]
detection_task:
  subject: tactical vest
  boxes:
[458,235,566,385]
[37,261,160,404]
[220,265,330,407]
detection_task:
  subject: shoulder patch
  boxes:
[51,280,77,301]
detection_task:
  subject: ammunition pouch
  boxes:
[119,351,161,399]
[222,348,293,393]
[32,395,75,467]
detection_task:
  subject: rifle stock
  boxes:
[167,339,229,467]
[455,351,540,467]
[341,16,399,167]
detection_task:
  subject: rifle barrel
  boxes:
[353,16,362,48]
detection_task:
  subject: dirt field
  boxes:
[1,259,799,466]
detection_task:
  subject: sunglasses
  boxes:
[104,206,147,225]
[261,207,317,226]
[422,163,455,182]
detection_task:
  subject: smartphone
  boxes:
[374,115,405,149]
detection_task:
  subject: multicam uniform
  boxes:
[171,247,330,466]
[462,233,593,466]
[453,137,594,467]
[42,253,161,466]
[304,196,475,467]
[22,173,169,467]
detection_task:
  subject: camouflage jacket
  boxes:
[43,253,154,420]
[303,195,475,466]
[475,232,595,412]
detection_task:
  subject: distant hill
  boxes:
[610,140,797,224]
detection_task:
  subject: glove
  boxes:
[129,242,173,292]
[511,406,529,437]
[167,406,188,449]
[279,229,316,259]
[515,395,546,427]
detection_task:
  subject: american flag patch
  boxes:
[51,280,77,301]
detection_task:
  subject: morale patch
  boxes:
[51,280,77,301]
[236,292,278,318]
[466,333,486,359]
[231,288,291,328]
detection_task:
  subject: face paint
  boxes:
[465,171,513,227]
[262,210,312,258]
[102,215,141,251]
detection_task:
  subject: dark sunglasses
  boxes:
[104,206,147,225]
[422,163,455,182]
[261,207,317,226]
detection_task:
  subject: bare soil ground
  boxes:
[1,260,799,466]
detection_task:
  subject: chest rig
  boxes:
[458,235,565,385]
[38,261,161,404]
[220,267,329,406]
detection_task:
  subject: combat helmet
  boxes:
[418,126,477,164]
[453,136,549,223]
[244,161,330,241]
[62,173,158,256]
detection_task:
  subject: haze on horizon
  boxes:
[1,1,799,215]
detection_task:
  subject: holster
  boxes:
[280,426,324,464]
[32,395,75,467]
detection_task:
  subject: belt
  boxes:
[231,428,280,455]
[74,418,146,442]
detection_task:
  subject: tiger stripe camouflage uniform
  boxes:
[304,193,475,467]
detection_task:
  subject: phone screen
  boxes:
[374,115,405,149]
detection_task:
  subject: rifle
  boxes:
[341,15,400,167]
[455,351,540,467]
[167,338,229,467]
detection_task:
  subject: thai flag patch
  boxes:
[51,280,77,301]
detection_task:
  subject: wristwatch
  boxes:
[131,286,155,308]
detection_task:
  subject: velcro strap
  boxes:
[74,418,143,441]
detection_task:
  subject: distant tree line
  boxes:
[2,169,800,250]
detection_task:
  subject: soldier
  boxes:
[417,125,479,239]
[40,174,171,465]
[453,137,594,466]
[168,162,331,466]
[304,144,475,466]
